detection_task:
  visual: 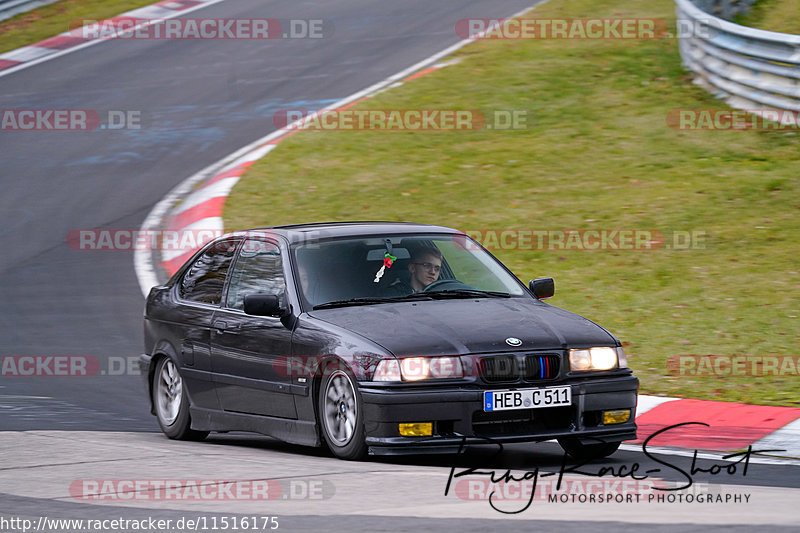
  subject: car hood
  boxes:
[307,297,616,356]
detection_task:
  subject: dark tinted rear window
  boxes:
[179,239,239,304]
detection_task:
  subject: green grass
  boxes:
[225,0,800,406]
[734,0,800,34]
[0,0,156,54]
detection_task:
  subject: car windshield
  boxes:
[292,234,527,309]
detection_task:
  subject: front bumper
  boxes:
[360,374,638,455]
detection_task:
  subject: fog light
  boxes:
[603,410,630,425]
[399,423,432,436]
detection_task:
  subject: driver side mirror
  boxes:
[243,294,288,317]
[529,278,554,299]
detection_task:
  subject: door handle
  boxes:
[213,321,240,334]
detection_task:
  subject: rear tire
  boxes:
[152,357,208,441]
[318,365,367,460]
[558,438,621,461]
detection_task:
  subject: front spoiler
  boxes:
[367,426,637,455]
[361,374,639,455]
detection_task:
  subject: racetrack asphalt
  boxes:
[1,1,799,530]
[0,0,535,432]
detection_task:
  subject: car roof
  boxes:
[225,221,462,245]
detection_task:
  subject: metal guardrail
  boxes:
[689,0,758,21]
[0,0,61,22]
[676,0,800,123]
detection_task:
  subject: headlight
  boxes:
[569,347,627,372]
[373,356,463,381]
[372,359,401,381]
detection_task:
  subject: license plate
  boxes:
[483,386,571,412]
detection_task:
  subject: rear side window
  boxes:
[179,238,239,305]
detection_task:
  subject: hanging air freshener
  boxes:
[373,252,397,283]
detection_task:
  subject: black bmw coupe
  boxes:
[140,222,638,460]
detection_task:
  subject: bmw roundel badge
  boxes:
[505,337,522,347]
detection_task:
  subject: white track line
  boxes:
[636,395,682,416]
[169,176,240,216]
[0,45,54,62]
[753,418,800,459]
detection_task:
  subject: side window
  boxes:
[179,238,239,305]
[226,239,286,311]
[436,240,508,292]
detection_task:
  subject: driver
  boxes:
[409,248,442,291]
[386,247,442,294]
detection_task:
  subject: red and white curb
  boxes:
[155,143,275,275]
[0,0,224,78]
[631,395,800,457]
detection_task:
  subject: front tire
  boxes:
[318,366,367,460]
[152,357,207,441]
[558,438,621,461]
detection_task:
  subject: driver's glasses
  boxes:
[414,262,441,273]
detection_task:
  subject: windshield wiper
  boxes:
[312,290,510,309]
[313,293,433,310]
[423,289,511,299]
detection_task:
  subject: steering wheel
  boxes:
[422,279,468,292]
